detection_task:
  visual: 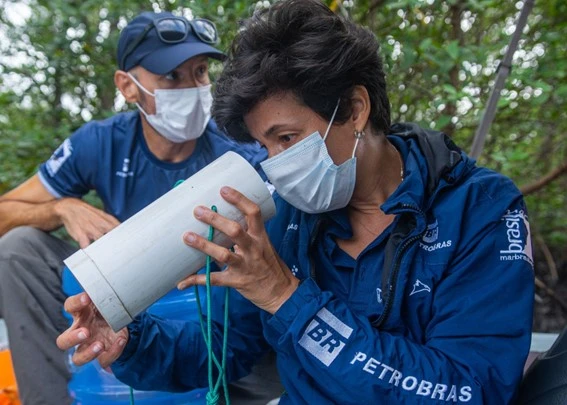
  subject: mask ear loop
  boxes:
[322,99,341,142]
[352,129,365,158]
[127,73,155,97]
[127,73,156,117]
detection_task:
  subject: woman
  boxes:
[58,1,534,403]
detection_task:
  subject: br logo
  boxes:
[299,308,353,366]
[422,219,439,244]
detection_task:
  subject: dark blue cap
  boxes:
[117,11,225,74]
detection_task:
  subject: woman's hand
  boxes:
[56,293,128,368]
[178,186,299,314]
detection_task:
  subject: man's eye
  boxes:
[279,135,292,143]
[164,71,179,81]
[195,65,209,80]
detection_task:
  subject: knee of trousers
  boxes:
[0,227,67,320]
[0,226,52,258]
[0,226,58,285]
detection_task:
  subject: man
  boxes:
[58,1,534,404]
[0,11,280,405]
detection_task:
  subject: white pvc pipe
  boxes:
[64,152,276,332]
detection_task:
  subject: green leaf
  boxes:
[436,115,452,129]
[447,40,460,61]
[442,84,458,97]
[400,49,417,70]
[419,38,433,51]
[385,1,412,11]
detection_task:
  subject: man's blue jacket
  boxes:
[112,123,534,404]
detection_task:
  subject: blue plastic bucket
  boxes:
[62,268,208,404]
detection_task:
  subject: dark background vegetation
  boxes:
[0,0,565,332]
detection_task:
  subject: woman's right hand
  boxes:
[56,292,128,368]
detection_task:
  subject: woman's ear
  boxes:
[350,85,371,131]
[114,70,138,103]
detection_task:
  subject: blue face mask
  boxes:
[260,100,361,214]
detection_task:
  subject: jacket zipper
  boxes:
[375,204,425,328]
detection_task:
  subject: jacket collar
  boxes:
[381,122,474,215]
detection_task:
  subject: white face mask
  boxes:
[128,73,212,143]
[260,100,361,214]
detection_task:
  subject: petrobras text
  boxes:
[350,352,472,402]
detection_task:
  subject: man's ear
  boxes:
[350,85,371,132]
[114,70,138,103]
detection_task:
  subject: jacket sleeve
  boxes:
[262,196,534,404]
[110,196,292,391]
[111,286,270,392]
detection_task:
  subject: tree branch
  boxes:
[534,230,558,282]
[368,0,387,13]
[535,277,567,314]
[358,0,387,26]
[469,0,535,158]
[520,160,567,195]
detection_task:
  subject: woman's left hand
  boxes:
[178,186,299,314]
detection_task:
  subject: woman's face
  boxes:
[243,92,355,164]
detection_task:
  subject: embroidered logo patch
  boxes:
[376,288,383,304]
[46,139,73,176]
[419,219,452,252]
[499,209,533,267]
[299,308,353,366]
[422,220,439,243]
[410,279,431,296]
[115,158,134,178]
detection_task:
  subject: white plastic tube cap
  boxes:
[64,151,276,332]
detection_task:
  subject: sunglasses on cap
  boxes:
[120,17,219,71]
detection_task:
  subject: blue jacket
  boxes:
[112,123,534,404]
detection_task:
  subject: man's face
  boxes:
[132,55,210,115]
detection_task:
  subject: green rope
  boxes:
[129,203,230,405]
[194,205,231,405]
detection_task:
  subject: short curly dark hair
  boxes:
[213,0,391,142]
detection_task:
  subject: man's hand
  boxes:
[56,293,128,368]
[54,198,120,248]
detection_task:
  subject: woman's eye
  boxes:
[279,135,292,143]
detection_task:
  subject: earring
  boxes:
[354,129,365,139]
